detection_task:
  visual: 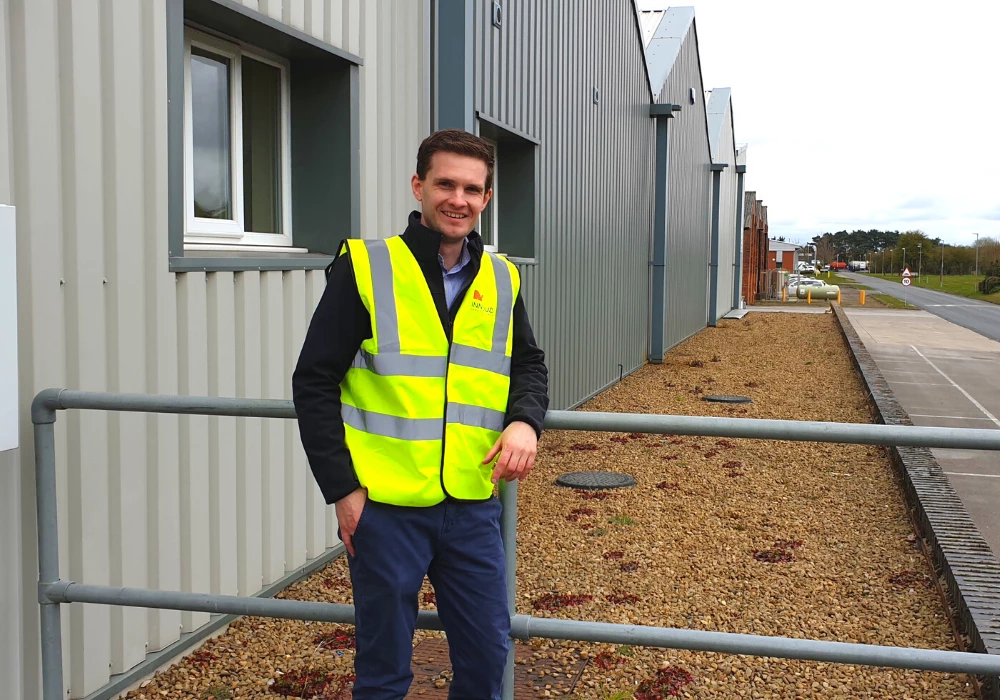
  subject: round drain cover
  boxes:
[555,471,636,490]
[702,395,753,404]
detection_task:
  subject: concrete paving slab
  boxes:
[844,307,1000,560]
[746,306,829,314]
[845,308,1000,352]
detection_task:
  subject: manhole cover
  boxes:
[702,395,753,404]
[555,471,636,490]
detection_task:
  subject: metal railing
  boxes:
[32,389,1000,700]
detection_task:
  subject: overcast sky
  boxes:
[688,0,1000,247]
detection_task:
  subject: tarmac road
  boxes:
[842,271,1000,342]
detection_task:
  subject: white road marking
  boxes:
[909,414,997,421]
[887,381,953,386]
[910,345,1000,428]
[943,472,1000,479]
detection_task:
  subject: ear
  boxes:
[411,174,423,202]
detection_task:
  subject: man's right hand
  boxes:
[335,487,368,557]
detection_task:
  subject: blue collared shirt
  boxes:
[439,239,473,310]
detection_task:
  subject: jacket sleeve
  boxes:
[291,247,369,505]
[504,292,549,437]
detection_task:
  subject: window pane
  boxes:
[479,143,497,247]
[242,56,282,234]
[480,198,495,247]
[191,49,232,220]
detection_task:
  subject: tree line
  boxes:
[808,229,1000,276]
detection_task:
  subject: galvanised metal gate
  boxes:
[32,389,1000,700]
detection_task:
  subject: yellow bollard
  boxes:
[837,288,841,304]
[860,290,866,305]
[827,270,830,279]
[782,287,787,302]
[807,288,812,304]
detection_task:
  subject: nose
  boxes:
[447,189,469,209]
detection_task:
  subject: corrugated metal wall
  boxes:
[475,0,655,409]
[0,3,22,697]
[657,22,712,349]
[2,1,429,698]
[715,99,738,320]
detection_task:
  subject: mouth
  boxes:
[441,211,468,221]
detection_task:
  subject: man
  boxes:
[292,128,549,700]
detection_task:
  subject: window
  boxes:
[478,138,499,253]
[183,28,296,250]
[169,0,362,271]
[475,114,538,261]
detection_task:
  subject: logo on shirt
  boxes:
[470,289,494,315]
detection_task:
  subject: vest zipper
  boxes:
[439,322,453,500]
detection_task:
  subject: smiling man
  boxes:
[292,129,549,699]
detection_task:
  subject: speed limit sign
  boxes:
[902,277,911,287]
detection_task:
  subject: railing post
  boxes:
[499,478,518,700]
[33,398,65,700]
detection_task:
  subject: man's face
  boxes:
[411,151,492,243]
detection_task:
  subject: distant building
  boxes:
[768,239,802,271]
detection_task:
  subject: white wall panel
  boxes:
[103,0,150,673]
[235,272,264,598]
[177,273,211,633]
[260,271,287,585]
[208,273,239,597]
[284,272,308,570]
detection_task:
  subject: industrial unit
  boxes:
[0,2,757,697]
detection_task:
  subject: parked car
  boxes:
[821,265,831,272]
[787,277,824,296]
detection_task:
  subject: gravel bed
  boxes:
[124,312,976,699]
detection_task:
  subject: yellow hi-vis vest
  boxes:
[339,236,521,507]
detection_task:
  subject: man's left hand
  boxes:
[483,421,538,484]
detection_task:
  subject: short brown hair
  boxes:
[416,129,495,191]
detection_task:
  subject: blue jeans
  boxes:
[345,497,510,700]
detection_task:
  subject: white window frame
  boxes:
[480,138,499,253]
[183,27,295,248]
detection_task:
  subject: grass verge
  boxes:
[871,293,914,309]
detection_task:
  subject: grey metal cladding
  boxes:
[707,88,738,319]
[641,6,695,103]
[476,0,654,409]
[706,87,731,164]
[656,13,713,349]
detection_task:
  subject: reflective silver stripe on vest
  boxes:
[359,244,513,377]
[367,240,400,353]
[446,402,506,433]
[488,254,514,353]
[449,343,512,376]
[342,404,441,441]
[352,349,448,377]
